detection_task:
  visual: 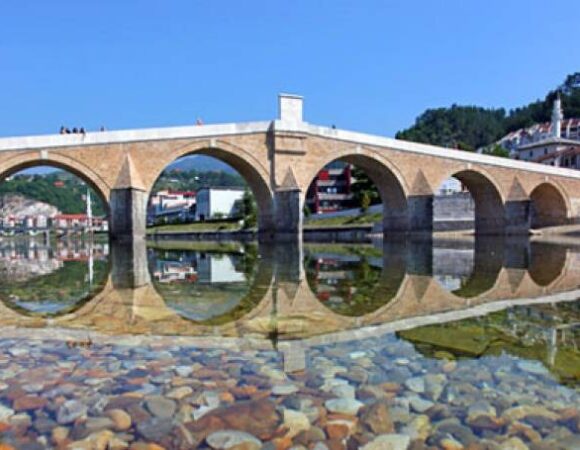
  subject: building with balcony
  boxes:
[147,190,197,224]
[305,161,354,214]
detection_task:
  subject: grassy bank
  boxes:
[147,240,249,253]
[147,221,243,234]
[146,212,382,235]
[304,212,381,228]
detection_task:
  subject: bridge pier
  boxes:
[406,194,434,234]
[110,188,148,242]
[111,237,150,288]
[273,187,303,239]
[505,199,532,235]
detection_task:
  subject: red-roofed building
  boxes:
[53,214,108,232]
[305,161,354,213]
[147,189,197,224]
[506,97,580,170]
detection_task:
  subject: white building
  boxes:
[148,190,197,224]
[195,187,245,221]
[196,254,246,283]
[437,177,463,195]
[507,97,580,167]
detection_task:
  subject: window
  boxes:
[529,151,533,158]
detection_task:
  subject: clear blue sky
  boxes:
[0,0,578,138]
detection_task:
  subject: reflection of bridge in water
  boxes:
[0,237,579,372]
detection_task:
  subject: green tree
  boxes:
[240,188,257,229]
[483,144,509,158]
[350,166,380,208]
[360,191,371,213]
[0,171,106,216]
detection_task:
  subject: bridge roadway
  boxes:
[1,95,580,239]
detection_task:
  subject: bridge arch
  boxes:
[0,152,111,208]
[303,149,410,232]
[528,242,567,287]
[438,168,505,234]
[529,182,569,228]
[147,142,274,232]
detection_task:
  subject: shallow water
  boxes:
[0,236,578,449]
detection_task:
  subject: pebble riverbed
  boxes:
[0,330,578,450]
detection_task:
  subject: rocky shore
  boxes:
[0,330,578,450]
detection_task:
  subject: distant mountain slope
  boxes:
[0,172,106,216]
[168,155,237,174]
[0,194,60,218]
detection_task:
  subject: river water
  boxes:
[0,236,578,449]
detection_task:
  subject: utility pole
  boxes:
[86,189,94,288]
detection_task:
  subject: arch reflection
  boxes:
[0,239,110,316]
[528,242,567,287]
[147,242,273,325]
[304,242,406,316]
[433,237,504,298]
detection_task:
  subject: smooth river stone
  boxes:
[467,400,496,421]
[0,404,15,420]
[206,430,262,449]
[166,386,193,400]
[325,398,364,415]
[409,396,434,414]
[282,408,311,438]
[272,384,299,396]
[361,434,411,450]
[174,366,193,377]
[13,395,47,411]
[106,409,132,431]
[360,401,395,434]
[404,377,425,393]
[57,400,88,424]
[145,396,176,418]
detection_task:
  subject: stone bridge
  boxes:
[1,94,580,239]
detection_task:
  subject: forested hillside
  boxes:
[0,166,246,217]
[0,172,106,216]
[396,72,580,152]
[152,168,247,192]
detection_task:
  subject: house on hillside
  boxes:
[504,97,580,168]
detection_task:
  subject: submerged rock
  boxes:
[0,404,15,421]
[145,396,176,419]
[57,400,88,425]
[404,377,425,393]
[360,401,394,434]
[361,434,411,450]
[325,398,364,415]
[187,399,281,440]
[206,430,262,449]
